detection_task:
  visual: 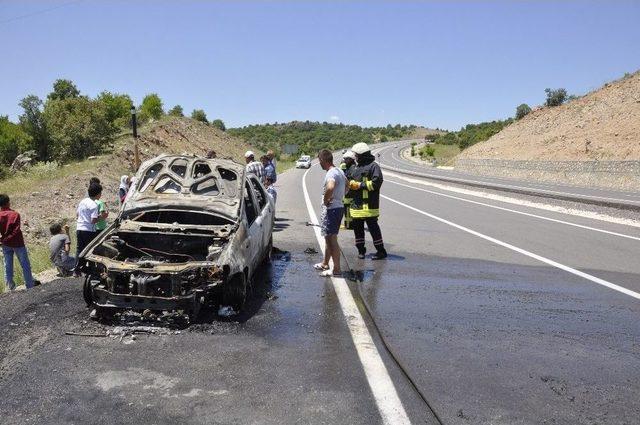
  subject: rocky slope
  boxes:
[457,71,640,161]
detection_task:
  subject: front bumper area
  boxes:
[92,287,200,311]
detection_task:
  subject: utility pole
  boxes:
[131,105,140,170]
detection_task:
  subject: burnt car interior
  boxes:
[80,156,269,317]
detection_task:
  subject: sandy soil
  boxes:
[458,71,640,161]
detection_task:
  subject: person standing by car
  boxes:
[75,184,107,275]
[118,175,130,205]
[261,155,277,184]
[266,150,277,182]
[0,194,39,290]
[244,151,265,183]
[348,142,387,260]
[314,149,346,277]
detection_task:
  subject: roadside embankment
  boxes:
[454,158,640,192]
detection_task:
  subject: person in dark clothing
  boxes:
[348,143,387,260]
[0,194,39,289]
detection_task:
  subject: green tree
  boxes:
[168,105,184,117]
[47,79,80,101]
[96,91,132,128]
[191,109,208,123]
[18,95,49,160]
[0,116,32,166]
[515,103,532,120]
[210,118,226,131]
[140,93,164,121]
[544,88,567,107]
[44,97,116,161]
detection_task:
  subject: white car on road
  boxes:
[296,155,312,169]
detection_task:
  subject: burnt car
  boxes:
[79,154,274,318]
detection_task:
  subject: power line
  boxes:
[0,0,85,25]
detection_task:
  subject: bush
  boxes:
[434,132,458,145]
[433,119,512,150]
[140,93,164,121]
[18,95,49,160]
[421,145,435,158]
[47,79,80,101]
[0,116,32,165]
[96,91,132,128]
[191,109,208,123]
[545,88,567,107]
[515,103,532,120]
[210,119,226,131]
[168,105,184,117]
[43,97,116,161]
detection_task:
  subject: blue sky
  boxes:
[1,0,639,130]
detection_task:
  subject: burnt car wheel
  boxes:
[222,273,246,312]
[83,275,93,307]
[262,236,273,265]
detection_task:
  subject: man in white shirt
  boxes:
[75,184,108,276]
[244,151,266,183]
[314,149,347,277]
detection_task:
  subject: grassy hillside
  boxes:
[0,116,251,291]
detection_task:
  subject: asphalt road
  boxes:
[379,141,640,209]
[1,153,639,424]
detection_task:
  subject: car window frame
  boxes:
[248,175,268,211]
[243,177,259,226]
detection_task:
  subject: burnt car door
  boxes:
[248,175,274,251]
[243,177,263,272]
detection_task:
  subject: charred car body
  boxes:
[79,154,274,318]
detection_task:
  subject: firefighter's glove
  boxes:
[349,180,361,190]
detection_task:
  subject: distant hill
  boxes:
[228,121,436,155]
[457,71,640,161]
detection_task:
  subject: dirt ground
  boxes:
[458,70,640,161]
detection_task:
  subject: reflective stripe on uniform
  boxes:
[366,180,374,191]
[350,207,380,218]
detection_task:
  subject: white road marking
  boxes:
[386,179,640,242]
[381,194,640,301]
[385,170,640,229]
[302,167,411,425]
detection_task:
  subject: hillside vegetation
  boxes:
[458,71,640,161]
[0,79,227,179]
[228,121,431,155]
[431,119,513,150]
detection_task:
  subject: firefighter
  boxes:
[340,150,356,230]
[348,143,387,260]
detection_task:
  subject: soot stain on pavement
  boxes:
[64,249,294,340]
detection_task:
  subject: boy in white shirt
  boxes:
[75,184,107,276]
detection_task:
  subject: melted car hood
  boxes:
[122,154,245,220]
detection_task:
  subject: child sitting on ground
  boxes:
[49,223,75,276]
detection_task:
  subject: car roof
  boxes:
[122,154,246,220]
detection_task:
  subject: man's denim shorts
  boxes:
[321,206,344,236]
